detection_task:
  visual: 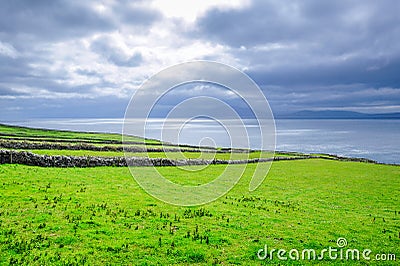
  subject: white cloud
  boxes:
[0,41,19,58]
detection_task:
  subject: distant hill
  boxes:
[277,110,400,119]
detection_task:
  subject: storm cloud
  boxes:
[195,0,400,113]
[0,0,399,120]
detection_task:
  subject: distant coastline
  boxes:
[276,110,400,119]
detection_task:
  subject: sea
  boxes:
[3,118,399,165]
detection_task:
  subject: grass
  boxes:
[0,124,399,265]
[0,161,399,265]
[0,124,159,144]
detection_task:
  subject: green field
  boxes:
[0,125,399,265]
[0,124,159,144]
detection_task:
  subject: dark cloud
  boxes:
[0,0,399,120]
[0,0,161,43]
[0,1,114,42]
[90,37,143,67]
[265,84,400,115]
[197,0,400,48]
[196,0,400,83]
[193,0,400,113]
[75,68,99,77]
[112,2,162,26]
[0,55,32,81]
[247,55,400,88]
[0,0,160,119]
[0,54,74,94]
[0,86,26,96]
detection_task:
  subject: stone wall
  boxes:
[0,150,259,167]
[0,150,378,168]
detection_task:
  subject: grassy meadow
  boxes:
[0,124,399,265]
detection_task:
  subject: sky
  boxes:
[1,0,400,120]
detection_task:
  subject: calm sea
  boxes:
[3,118,399,164]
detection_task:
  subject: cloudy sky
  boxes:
[1,0,400,120]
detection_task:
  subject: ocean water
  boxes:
[3,118,399,164]
[275,119,399,165]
